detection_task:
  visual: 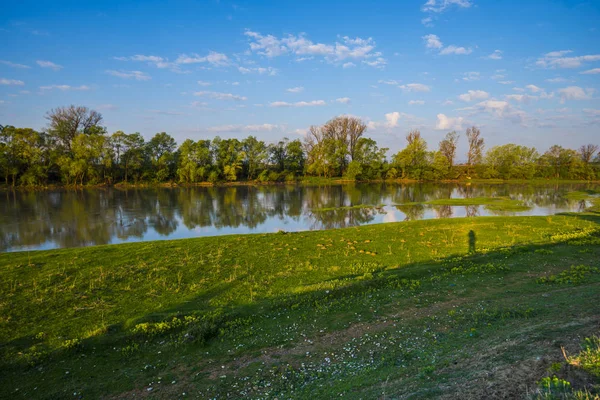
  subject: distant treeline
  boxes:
[1,105,599,187]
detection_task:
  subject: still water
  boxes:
[1,182,597,252]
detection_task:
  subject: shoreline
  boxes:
[1,177,599,192]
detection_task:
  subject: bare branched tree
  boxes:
[46,105,103,151]
[579,144,599,165]
[439,131,459,167]
[466,126,484,174]
[406,129,422,146]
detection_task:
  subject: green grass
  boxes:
[1,209,600,398]
[399,196,533,212]
[311,204,385,212]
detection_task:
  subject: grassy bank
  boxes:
[1,205,600,398]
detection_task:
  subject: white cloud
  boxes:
[367,111,416,130]
[0,60,30,69]
[0,78,24,85]
[421,17,434,27]
[581,68,600,75]
[115,52,229,72]
[476,100,511,116]
[525,84,543,93]
[439,45,473,55]
[39,84,90,91]
[442,99,454,105]
[545,77,568,83]
[176,51,230,67]
[545,50,572,57]
[244,31,385,68]
[458,90,489,102]
[422,0,473,13]
[536,51,600,69]
[342,62,356,68]
[557,86,595,103]
[269,100,326,107]
[505,94,538,103]
[105,70,151,81]
[583,108,600,116]
[462,71,480,81]
[287,86,304,93]
[435,113,465,130]
[423,34,443,49]
[115,54,180,71]
[194,91,247,101]
[362,57,387,69]
[384,112,402,128]
[399,83,431,92]
[497,80,515,85]
[378,79,400,85]
[513,87,525,92]
[238,66,278,75]
[336,97,351,104]
[197,80,211,86]
[484,50,503,60]
[423,34,472,56]
[408,100,425,105]
[36,60,63,71]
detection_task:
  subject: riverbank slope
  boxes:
[1,203,599,398]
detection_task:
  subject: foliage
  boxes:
[1,106,600,187]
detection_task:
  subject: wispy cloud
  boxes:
[458,90,489,102]
[421,0,473,13]
[399,83,431,92]
[581,68,600,75]
[423,34,472,56]
[105,70,151,80]
[269,100,326,107]
[176,51,230,67]
[336,97,351,104]
[39,84,90,91]
[557,86,595,103]
[536,50,600,69]
[0,78,25,85]
[244,31,386,68]
[36,60,63,71]
[286,86,304,93]
[238,66,278,75]
[0,60,30,69]
[194,91,247,101]
[484,50,503,60]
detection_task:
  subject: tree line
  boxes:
[1,105,599,187]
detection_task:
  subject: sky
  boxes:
[1,0,599,155]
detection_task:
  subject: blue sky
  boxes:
[1,0,599,155]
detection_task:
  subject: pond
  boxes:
[0,182,597,252]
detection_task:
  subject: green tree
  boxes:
[242,136,267,179]
[147,132,176,182]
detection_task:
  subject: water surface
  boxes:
[1,182,597,252]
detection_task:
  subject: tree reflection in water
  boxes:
[0,182,597,252]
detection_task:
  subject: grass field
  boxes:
[1,200,599,398]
